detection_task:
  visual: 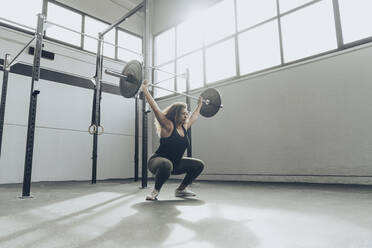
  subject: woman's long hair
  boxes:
[154,102,187,137]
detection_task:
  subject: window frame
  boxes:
[45,1,84,48]
[0,0,142,63]
[152,0,372,101]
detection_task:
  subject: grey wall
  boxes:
[151,0,372,184]
[0,24,138,184]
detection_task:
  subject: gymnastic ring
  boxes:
[88,124,97,135]
[97,125,104,135]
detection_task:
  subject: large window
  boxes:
[236,0,277,31]
[0,1,142,62]
[46,2,82,47]
[279,0,315,13]
[338,0,372,44]
[84,16,115,58]
[239,20,281,74]
[176,51,204,92]
[176,15,203,56]
[281,0,337,62]
[206,38,236,83]
[154,28,175,66]
[203,0,235,45]
[0,0,43,31]
[153,0,372,99]
[154,63,175,98]
[118,30,142,62]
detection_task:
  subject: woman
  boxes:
[141,79,205,201]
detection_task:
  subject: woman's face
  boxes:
[179,108,189,124]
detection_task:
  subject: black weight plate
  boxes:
[200,88,221,117]
[119,60,143,98]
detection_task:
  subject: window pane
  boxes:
[154,63,175,98]
[177,51,204,92]
[237,0,277,31]
[118,30,142,62]
[339,0,372,43]
[46,3,82,46]
[84,16,115,58]
[204,0,235,45]
[279,0,315,13]
[281,0,337,62]
[0,0,42,31]
[205,38,236,83]
[103,30,116,58]
[154,28,175,65]
[177,14,203,56]
[239,20,281,74]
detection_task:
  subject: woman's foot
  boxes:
[175,187,196,197]
[146,189,159,201]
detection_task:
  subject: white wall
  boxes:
[0,24,138,184]
[152,0,372,184]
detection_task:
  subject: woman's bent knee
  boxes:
[148,157,173,174]
[158,161,172,174]
[192,159,205,172]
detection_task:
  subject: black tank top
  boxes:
[155,124,189,166]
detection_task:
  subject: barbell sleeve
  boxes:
[105,69,128,79]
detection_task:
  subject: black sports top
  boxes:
[154,124,189,166]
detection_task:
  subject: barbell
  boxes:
[105,60,223,118]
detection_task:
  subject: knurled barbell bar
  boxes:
[105,60,223,117]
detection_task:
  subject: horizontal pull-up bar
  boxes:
[0,16,36,31]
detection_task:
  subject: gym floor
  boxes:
[0,180,371,248]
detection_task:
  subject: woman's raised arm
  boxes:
[141,80,172,131]
[185,96,203,130]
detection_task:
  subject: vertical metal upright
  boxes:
[21,14,45,198]
[134,95,139,181]
[185,69,192,157]
[0,54,10,157]
[91,36,104,184]
[91,3,143,185]
[141,0,151,188]
[141,93,148,188]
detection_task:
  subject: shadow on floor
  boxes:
[0,188,141,247]
[77,198,260,248]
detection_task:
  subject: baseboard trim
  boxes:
[196,174,372,185]
[2,175,372,186]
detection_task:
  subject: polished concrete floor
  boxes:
[0,180,371,248]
